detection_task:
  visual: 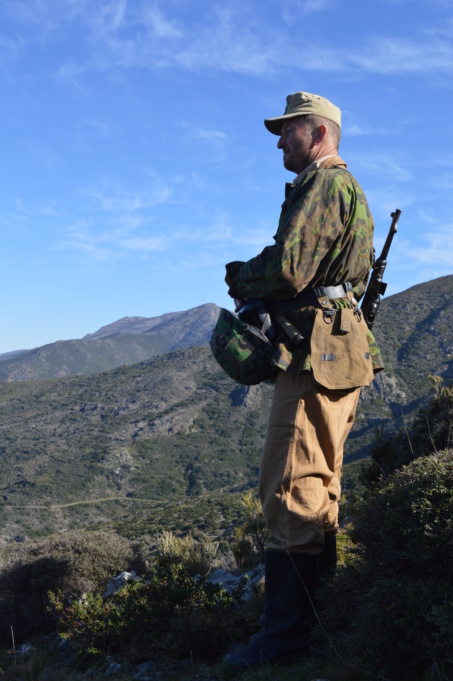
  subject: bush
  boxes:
[352,452,453,581]
[232,490,270,569]
[0,530,135,642]
[154,531,219,577]
[49,549,245,663]
[318,450,453,681]
[360,378,453,487]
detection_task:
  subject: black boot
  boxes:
[318,532,337,578]
[224,550,318,668]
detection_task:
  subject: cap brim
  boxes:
[264,113,305,136]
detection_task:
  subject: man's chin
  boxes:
[283,158,295,173]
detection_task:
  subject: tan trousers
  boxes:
[259,370,360,555]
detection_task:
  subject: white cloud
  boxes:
[413,229,453,267]
[4,1,453,86]
[354,154,413,183]
[189,127,229,146]
[80,180,173,212]
[142,4,182,38]
[345,123,395,137]
[180,124,230,162]
[285,0,336,18]
[0,33,25,64]
[347,34,453,74]
[434,172,453,190]
[119,235,167,251]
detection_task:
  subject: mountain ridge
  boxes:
[0,274,451,546]
[0,303,219,381]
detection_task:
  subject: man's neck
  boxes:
[293,154,337,185]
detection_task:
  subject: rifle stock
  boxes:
[361,209,401,330]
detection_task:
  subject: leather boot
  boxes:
[224,549,318,668]
[318,531,337,578]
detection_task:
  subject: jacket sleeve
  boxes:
[226,170,367,301]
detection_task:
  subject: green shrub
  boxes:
[232,490,270,569]
[361,378,453,487]
[352,451,453,580]
[318,450,453,681]
[356,578,453,680]
[49,555,245,663]
[154,530,219,577]
[0,530,135,642]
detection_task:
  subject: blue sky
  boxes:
[0,0,452,354]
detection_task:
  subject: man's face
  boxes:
[277,117,315,174]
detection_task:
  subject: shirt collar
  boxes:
[293,154,337,185]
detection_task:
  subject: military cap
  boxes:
[264,91,342,135]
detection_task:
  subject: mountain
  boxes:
[0,346,273,546]
[0,304,219,381]
[0,275,451,546]
[343,274,453,463]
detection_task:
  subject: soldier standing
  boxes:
[223,91,383,668]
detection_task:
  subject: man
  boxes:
[223,91,383,668]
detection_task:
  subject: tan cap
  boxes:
[264,91,341,135]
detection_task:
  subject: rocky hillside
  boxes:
[0,304,219,381]
[0,347,274,546]
[0,275,451,546]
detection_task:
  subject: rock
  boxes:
[102,570,140,598]
[133,661,157,679]
[206,566,264,601]
[105,661,122,676]
[15,643,35,657]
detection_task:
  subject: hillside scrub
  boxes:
[321,451,453,681]
[0,530,139,643]
[0,528,253,665]
[360,376,453,486]
[316,381,453,681]
[48,557,245,663]
[1,382,452,679]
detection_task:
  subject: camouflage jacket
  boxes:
[225,156,384,373]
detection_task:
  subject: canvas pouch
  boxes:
[310,306,374,390]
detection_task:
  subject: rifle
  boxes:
[361,209,401,330]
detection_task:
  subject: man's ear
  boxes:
[313,124,327,144]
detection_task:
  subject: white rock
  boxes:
[103,570,140,598]
[105,661,122,676]
[206,566,264,601]
[133,661,157,679]
[15,643,35,657]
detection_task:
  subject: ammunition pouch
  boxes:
[310,293,374,390]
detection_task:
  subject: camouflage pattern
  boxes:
[209,308,276,385]
[226,156,384,374]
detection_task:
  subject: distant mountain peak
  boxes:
[84,303,219,340]
[0,303,220,381]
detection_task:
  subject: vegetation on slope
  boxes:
[0,347,272,544]
[0,382,451,680]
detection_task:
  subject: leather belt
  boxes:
[314,282,353,300]
[267,282,353,314]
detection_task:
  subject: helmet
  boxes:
[209,308,275,386]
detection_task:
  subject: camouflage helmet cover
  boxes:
[209,308,275,386]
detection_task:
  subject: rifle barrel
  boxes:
[361,209,401,330]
